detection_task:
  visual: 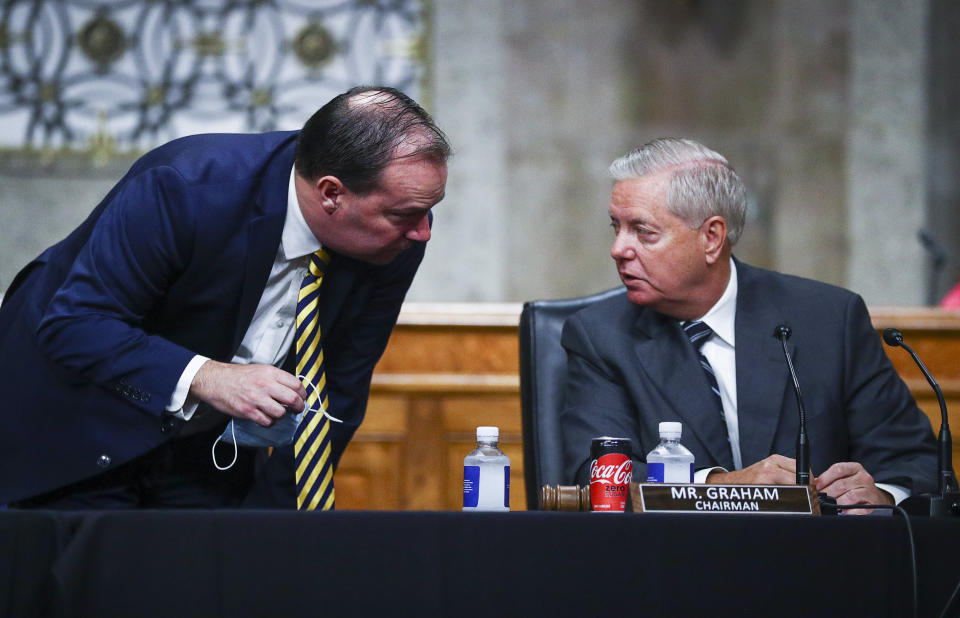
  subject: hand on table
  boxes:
[706,454,798,485]
[815,462,892,515]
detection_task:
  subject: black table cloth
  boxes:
[2,510,959,618]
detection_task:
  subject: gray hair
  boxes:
[609,138,747,245]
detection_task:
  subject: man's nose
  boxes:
[406,215,431,242]
[610,233,633,261]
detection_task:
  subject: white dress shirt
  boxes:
[165,167,321,419]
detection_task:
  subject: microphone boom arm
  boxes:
[883,327,959,495]
[774,325,810,486]
[899,340,958,494]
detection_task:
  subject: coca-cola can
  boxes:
[589,437,633,512]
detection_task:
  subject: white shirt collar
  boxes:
[281,166,323,260]
[697,257,738,348]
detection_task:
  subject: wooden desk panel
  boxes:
[336,304,960,511]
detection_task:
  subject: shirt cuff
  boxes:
[875,482,910,505]
[165,355,210,420]
[694,467,727,483]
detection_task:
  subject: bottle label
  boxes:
[646,462,694,483]
[504,466,510,508]
[646,462,665,483]
[463,464,509,510]
[463,465,480,508]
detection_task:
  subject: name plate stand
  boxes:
[629,482,820,515]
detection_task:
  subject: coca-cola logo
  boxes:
[589,456,632,485]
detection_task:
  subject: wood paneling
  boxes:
[337,303,960,511]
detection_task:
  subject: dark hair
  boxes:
[294,86,451,194]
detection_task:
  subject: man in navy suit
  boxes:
[561,138,937,512]
[0,86,450,508]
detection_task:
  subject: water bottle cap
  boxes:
[658,421,682,439]
[476,426,499,441]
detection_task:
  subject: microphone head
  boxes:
[773,324,792,339]
[882,328,903,347]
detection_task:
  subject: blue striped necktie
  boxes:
[293,249,335,511]
[682,320,731,450]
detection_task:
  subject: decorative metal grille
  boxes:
[0,0,428,164]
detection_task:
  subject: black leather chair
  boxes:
[519,287,627,509]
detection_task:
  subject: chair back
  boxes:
[519,287,626,509]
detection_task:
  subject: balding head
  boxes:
[295,86,451,195]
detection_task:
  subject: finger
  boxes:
[819,472,863,498]
[819,477,851,499]
[768,454,797,471]
[271,383,306,411]
[242,407,275,428]
[834,486,882,514]
[286,394,306,414]
[815,462,860,489]
[264,382,307,416]
[835,486,874,506]
[748,460,796,485]
[257,396,288,420]
[272,368,309,397]
[752,455,795,483]
[821,471,875,500]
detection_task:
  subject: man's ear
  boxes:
[701,216,728,264]
[315,176,345,215]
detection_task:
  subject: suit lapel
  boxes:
[632,310,735,469]
[230,140,296,352]
[231,214,285,351]
[734,260,792,466]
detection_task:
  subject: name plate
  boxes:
[631,483,816,515]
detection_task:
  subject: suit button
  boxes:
[160,417,177,433]
[97,454,112,468]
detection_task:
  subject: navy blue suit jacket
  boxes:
[0,131,425,504]
[561,259,938,494]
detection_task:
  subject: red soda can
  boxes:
[589,437,633,512]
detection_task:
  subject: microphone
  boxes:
[883,327,960,516]
[773,325,810,486]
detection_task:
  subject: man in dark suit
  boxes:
[0,86,450,509]
[561,138,937,511]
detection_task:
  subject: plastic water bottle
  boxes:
[462,426,510,511]
[646,422,694,483]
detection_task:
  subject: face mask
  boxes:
[211,373,343,470]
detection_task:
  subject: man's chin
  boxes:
[335,245,407,266]
[625,288,656,307]
[366,247,407,266]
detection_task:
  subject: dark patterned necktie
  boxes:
[293,249,335,511]
[682,319,727,428]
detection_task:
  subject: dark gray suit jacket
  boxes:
[561,259,938,493]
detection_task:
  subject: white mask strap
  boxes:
[297,373,344,423]
[212,420,239,471]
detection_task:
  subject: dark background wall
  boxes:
[2,0,958,305]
